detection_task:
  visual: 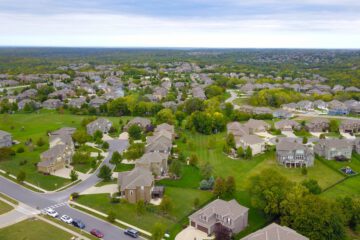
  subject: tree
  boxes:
[102,141,109,149]
[156,108,175,125]
[302,137,308,144]
[248,169,292,217]
[329,119,339,133]
[107,211,116,223]
[319,133,326,139]
[175,111,186,125]
[301,179,322,195]
[97,165,112,181]
[151,223,166,240]
[36,137,45,147]
[110,151,122,165]
[189,154,199,166]
[245,146,252,159]
[124,143,145,160]
[0,147,15,161]
[72,152,90,165]
[237,146,244,158]
[159,196,172,214]
[72,130,90,145]
[136,200,146,216]
[17,171,26,182]
[205,85,224,98]
[214,223,231,240]
[226,133,236,149]
[301,167,308,176]
[169,159,182,178]
[93,130,103,141]
[128,124,142,140]
[337,197,360,231]
[200,162,213,179]
[213,177,226,197]
[183,98,204,114]
[225,176,236,197]
[70,170,78,182]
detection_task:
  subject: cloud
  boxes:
[0,0,359,48]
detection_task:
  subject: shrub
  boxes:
[17,147,25,153]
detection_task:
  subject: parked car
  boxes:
[91,229,104,238]
[60,215,73,224]
[44,208,59,218]
[124,228,139,238]
[72,219,85,229]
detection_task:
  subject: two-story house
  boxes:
[276,141,314,168]
[189,199,249,236]
[314,139,353,160]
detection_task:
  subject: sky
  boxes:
[0,0,359,48]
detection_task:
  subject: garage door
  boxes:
[191,221,196,227]
[197,224,208,233]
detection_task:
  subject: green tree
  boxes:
[248,169,292,217]
[107,211,116,223]
[70,170,78,182]
[302,137,308,144]
[225,176,236,197]
[237,146,244,158]
[329,119,339,133]
[97,165,112,181]
[110,151,122,165]
[213,177,226,197]
[205,85,224,98]
[128,124,142,140]
[151,223,166,240]
[17,171,26,182]
[159,196,172,214]
[226,133,236,149]
[102,141,109,149]
[72,130,90,145]
[36,137,45,147]
[193,198,200,209]
[169,159,182,178]
[301,179,321,194]
[156,108,175,125]
[245,146,252,159]
[93,130,103,141]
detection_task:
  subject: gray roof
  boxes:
[241,223,308,240]
[244,119,270,130]
[190,199,248,223]
[118,167,154,191]
[0,130,11,138]
[316,139,352,149]
[126,117,151,129]
[239,135,264,145]
[40,144,66,159]
[276,141,307,152]
[136,152,168,165]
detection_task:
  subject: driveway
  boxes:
[340,131,356,139]
[175,226,213,240]
[282,131,296,138]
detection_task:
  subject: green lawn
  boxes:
[321,176,360,199]
[0,111,128,190]
[0,218,73,240]
[114,162,135,172]
[0,199,13,215]
[158,165,203,189]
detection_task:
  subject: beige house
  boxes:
[135,152,169,176]
[237,135,266,155]
[189,199,248,236]
[241,223,308,240]
[118,168,154,204]
[243,119,270,134]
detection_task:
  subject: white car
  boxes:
[60,215,73,224]
[45,208,59,218]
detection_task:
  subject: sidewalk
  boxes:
[70,201,152,237]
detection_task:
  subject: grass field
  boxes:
[0,218,73,240]
[321,175,360,199]
[0,199,13,215]
[0,111,128,190]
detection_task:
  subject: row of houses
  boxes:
[117,122,175,204]
[37,127,76,174]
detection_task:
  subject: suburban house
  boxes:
[276,141,314,168]
[154,123,175,139]
[314,139,353,160]
[275,120,301,132]
[189,199,248,236]
[135,152,169,176]
[282,103,298,112]
[273,109,293,119]
[37,127,75,174]
[237,135,266,155]
[86,118,113,136]
[124,117,151,131]
[328,100,349,115]
[313,100,328,111]
[146,133,172,153]
[340,119,360,134]
[297,100,313,111]
[354,138,360,154]
[118,167,154,204]
[42,99,63,109]
[192,86,206,100]
[305,118,329,132]
[227,122,249,137]
[89,98,107,108]
[243,119,270,134]
[68,97,87,109]
[0,130,12,147]
[241,223,309,240]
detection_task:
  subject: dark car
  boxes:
[124,228,139,238]
[90,229,104,238]
[72,219,85,229]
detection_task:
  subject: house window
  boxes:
[141,186,144,190]
[130,190,133,195]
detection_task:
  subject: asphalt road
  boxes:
[0,139,141,240]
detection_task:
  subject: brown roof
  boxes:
[241,223,308,240]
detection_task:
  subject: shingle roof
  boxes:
[241,223,308,240]
[118,167,154,191]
